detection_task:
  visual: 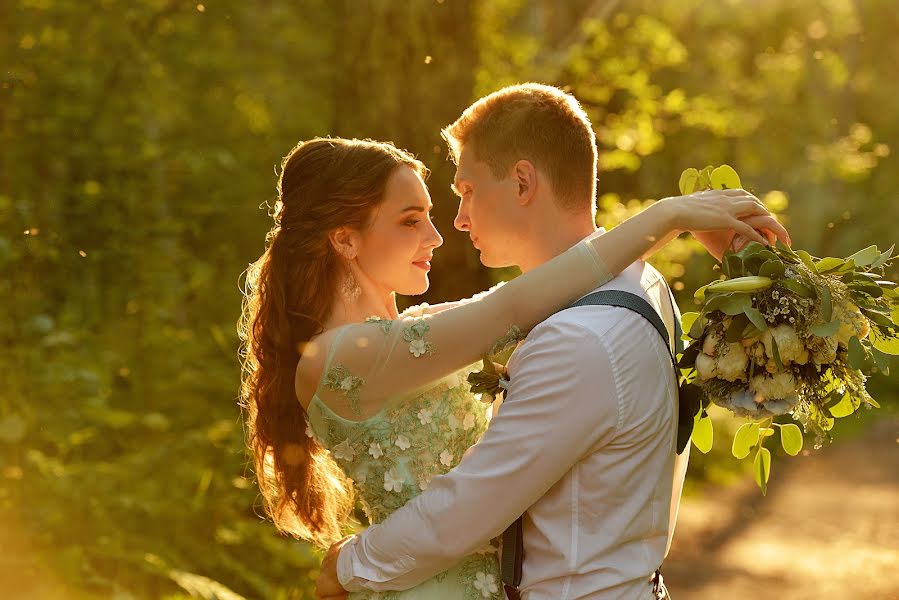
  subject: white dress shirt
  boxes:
[338,260,688,599]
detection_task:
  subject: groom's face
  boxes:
[452,145,523,268]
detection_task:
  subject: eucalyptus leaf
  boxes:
[820,285,832,323]
[796,250,818,272]
[871,346,891,372]
[848,281,884,298]
[725,254,745,277]
[809,319,841,338]
[815,257,845,273]
[710,165,742,190]
[677,384,703,454]
[846,245,880,267]
[725,314,751,342]
[779,423,803,456]
[754,447,772,495]
[871,332,899,355]
[770,335,784,370]
[758,259,785,279]
[871,244,895,269]
[681,312,700,336]
[829,392,858,418]
[697,166,714,190]
[692,415,714,454]
[689,314,708,339]
[780,279,815,298]
[679,168,700,195]
[732,421,760,459]
[744,306,768,331]
[722,294,752,316]
[694,284,710,302]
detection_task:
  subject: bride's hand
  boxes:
[660,188,790,249]
[693,214,791,261]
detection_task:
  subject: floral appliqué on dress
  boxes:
[324,364,365,415]
[403,320,435,358]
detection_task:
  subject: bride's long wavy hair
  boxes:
[238,137,427,547]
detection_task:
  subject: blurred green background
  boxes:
[2,1,897,598]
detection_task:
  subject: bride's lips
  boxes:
[413,257,432,271]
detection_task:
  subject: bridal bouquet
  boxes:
[676,165,898,493]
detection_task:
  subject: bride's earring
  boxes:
[341,266,362,301]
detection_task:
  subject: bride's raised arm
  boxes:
[313,189,786,418]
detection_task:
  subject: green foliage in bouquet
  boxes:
[676,166,898,494]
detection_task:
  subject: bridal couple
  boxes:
[239,83,789,599]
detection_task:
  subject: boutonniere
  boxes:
[467,326,525,403]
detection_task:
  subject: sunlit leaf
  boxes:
[710,164,742,190]
[797,250,818,272]
[678,168,699,195]
[815,257,845,273]
[691,415,714,453]
[732,421,760,459]
[846,245,880,267]
[829,392,858,418]
[871,333,899,355]
[780,423,803,456]
[754,447,772,495]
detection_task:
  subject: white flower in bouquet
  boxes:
[696,327,749,382]
[760,324,808,365]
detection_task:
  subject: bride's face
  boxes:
[355,165,443,296]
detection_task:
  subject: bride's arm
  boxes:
[399,283,507,317]
[315,189,782,417]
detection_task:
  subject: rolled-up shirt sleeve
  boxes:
[337,317,624,592]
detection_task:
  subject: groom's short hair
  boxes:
[442,83,597,211]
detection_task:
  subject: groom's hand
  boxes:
[316,535,354,599]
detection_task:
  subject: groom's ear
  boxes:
[512,159,538,206]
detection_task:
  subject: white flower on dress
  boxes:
[368,442,383,459]
[339,376,355,391]
[383,467,404,493]
[439,449,454,467]
[395,435,411,451]
[473,572,498,597]
[332,440,355,462]
[304,420,316,439]
[463,413,476,430]
[409,339,428,358]
[417,408,433,425]
[418,474,431,491]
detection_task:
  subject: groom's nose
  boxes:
[454,199,470,232]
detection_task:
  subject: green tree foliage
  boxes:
[1,0,896,597]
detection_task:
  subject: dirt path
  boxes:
[663,416,899,600]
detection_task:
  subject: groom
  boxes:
[316,83,760,599]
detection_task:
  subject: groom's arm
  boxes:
[334,316,626,592]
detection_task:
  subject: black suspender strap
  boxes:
[500,289,682,598]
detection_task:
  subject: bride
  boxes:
[238,137,783,599]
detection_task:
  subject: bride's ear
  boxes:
[513,159,537,206]
[328,227,361,260]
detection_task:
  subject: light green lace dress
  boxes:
[306,317,505,600]
[300,237,613,598]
